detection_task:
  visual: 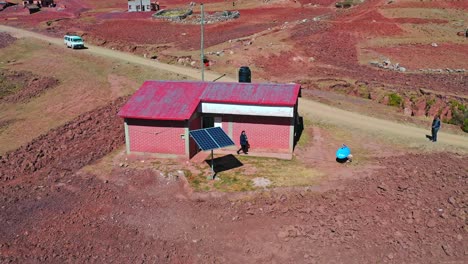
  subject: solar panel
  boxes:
[190,129,219,151]
[189,127,235,151]
[206,127,235,148]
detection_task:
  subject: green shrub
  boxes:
[448,105,468,133]
[462,118,468,133]
[425,98,436,110]
[388,92,402,107]
[449,100,466,112]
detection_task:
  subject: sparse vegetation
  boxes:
[388,92,402,107]
[426,98,436,110]
[0,72,20,98]
[448,100,468,133]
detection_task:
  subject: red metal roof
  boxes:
[201,82,301,106]
[118,81,301,120]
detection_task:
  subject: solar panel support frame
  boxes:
[189,127,235,180]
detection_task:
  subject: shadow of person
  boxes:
[336,157,349,163]
[425,134,433,141]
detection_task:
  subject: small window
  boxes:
[128,5,131,10]
[214,117,222,128]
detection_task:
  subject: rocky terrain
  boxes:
[0,69,59,103]
[0,32,15,48]
[0,0,467,263]
[0,106,466,262]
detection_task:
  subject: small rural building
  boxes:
[22,0,53,7]
[128,0,151,12]
[118,81,302,159]
[0,1,15,11]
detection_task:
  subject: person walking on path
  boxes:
[431,115,441,142]
[237,130,249,154]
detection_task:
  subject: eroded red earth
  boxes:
[0,98,466,262]
[0,1,467,263]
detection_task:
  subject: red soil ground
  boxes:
[369,43,468,70]
[0,1,468,261]
[0,69,59,104]
[387,1,468,9]
[1,0,466,94]
[0,31,15,48]
[0,96,467,263]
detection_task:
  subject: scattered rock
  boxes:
[377,184,388,191]
[426,220,436,228]
[252,177,271,188]
[447,196,456,206]
[441,244,453,256]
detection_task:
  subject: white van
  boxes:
[64,35,85,49]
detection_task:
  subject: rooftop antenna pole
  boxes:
[200,3,205,81]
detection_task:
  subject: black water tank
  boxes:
[238,66,251,83]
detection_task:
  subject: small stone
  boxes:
[377,184,387,191]
[387,253,394,259]
[442,244,452,256]
[448,196,456,205]
[426,220,436,228]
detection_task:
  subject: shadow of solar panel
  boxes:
[206,127,235,148]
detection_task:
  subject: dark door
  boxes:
[202,116,214,128]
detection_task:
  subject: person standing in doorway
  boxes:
[431,115,441,142]
[237,130,249,154]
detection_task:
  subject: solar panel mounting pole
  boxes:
[210,149,215,180]
[200,3,205,81]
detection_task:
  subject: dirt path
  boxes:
[0,25,231,82]
[1,25,467,152]
[299,98,468,152]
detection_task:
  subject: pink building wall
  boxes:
[232,116,291,151]
[188,115,202,158]
[127,119,186,155]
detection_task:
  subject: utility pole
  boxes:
[200,3,205,81]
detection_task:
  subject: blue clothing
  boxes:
[336,145,351,159]
[240,133,248,145]
[432,118,441,130]
[432,118,440,142]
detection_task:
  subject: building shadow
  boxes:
[205,154,243,173]
[293,116,304,149]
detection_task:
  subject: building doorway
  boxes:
[202,116,222,128]
[202,116,214,128]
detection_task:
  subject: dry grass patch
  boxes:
[0,37,186,154]
[380,7,468,21]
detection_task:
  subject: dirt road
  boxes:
[1,25,467,152]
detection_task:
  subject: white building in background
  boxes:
[128,0,151,12]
